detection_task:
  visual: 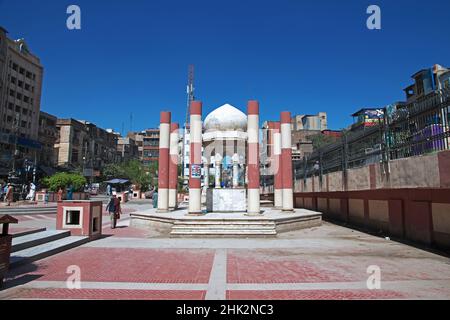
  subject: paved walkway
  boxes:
[1,202,450,300]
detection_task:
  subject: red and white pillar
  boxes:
[281,111,294,211]
[169,122,179,210]
[158,111,171,212]
[273,121,283,209]
[188,101,203,214]
[247,100,260,215]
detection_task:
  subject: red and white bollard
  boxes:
[247,100,261,215]
[157,111,171,212]
[169,122,179,210]
[281,111,294,211]
[273,121,283,209]
[189,101,203,214]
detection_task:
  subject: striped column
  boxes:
[247,100,261,215]
[188,101,203,215]
[157,111,171,212]
[281,111,294,211]
[273,121,283,209]
[169,122,179,210]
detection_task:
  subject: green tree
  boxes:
[307,133,341,151]
[43,172,87,192]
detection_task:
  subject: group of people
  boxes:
[105,195,122,229]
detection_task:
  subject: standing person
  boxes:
[67,185,73,201]
[115,196,122,224]
[5,183,14,206]
[0,182,4,201]
[106,195,117,229]
[57,187,63,201]
[152,188,158,208]
[106,184,111,196]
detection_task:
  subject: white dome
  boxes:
[204,104,247,132]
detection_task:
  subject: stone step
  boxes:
[173,220,276,226]
[11,230,71,253]
[11,228,47,238]
[170,229,277,236]
[10,236,90,268]
[0,207,57,215]
[172,224,275,230]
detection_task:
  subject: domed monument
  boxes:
[203,104,248,212]
[130,99,322,237]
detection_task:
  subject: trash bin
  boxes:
[0,215,18,288]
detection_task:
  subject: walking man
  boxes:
[106,195,117,229]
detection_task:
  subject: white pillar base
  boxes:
[282,188,294,212]
[274,189,283,209]
[247,188,261,215]
[188,188,202,214]
[168,189,177,210]
[157,188,169,212]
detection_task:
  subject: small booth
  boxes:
[56,200,103,240]
[0,215,18,288]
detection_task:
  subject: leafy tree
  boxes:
[43,172,87,192]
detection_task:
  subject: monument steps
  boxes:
[9,231,89,268]
[170,220,277,236]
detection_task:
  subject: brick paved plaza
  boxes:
[1,202,450,300]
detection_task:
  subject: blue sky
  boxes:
[1,0,449,133]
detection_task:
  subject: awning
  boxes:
[104,178,129,184]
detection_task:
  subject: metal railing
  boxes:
[293,88,450,184]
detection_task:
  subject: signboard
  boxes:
[191,164,201,179]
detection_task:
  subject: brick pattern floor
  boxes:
[7,248,214,284]
[227,289,406,300]
[3,288,206,300]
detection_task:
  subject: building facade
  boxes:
[292,112,327,131]
[117,136,139,162]
[0,26,44,174]
[37,111,58,167]
[55,119,118,175]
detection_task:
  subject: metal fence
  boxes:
[293,88,450,183]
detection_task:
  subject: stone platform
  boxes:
[130,207,322,237]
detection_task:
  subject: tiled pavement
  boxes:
[1,203,450,300]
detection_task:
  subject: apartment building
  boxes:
[0,26,44,169]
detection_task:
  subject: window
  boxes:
[12,63,18,71]
[32,74,36,80]
[8,102,13,110]
[26,71,31,79]
[22,109,28,115]
[65,210,81,225]
[16,92,22,100]
[6,116,12,123]
[9,89,15,97]
[19,67,25,75]
[23,96,29,103]
[15,105,21,112]
[10,76,16,84]
[25,83,30,91]
[18,80,23,88]
[21,120,27,128]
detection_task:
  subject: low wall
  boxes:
[293,188,450,251]
[296,150,450,192]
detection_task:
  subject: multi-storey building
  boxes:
[117,136,139,162]
[0,26,44,173]
[142,129,160,167]
[292,112,327,131]
[37,111,58,167]
[404,64,450,103]
[55,119,118,175]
